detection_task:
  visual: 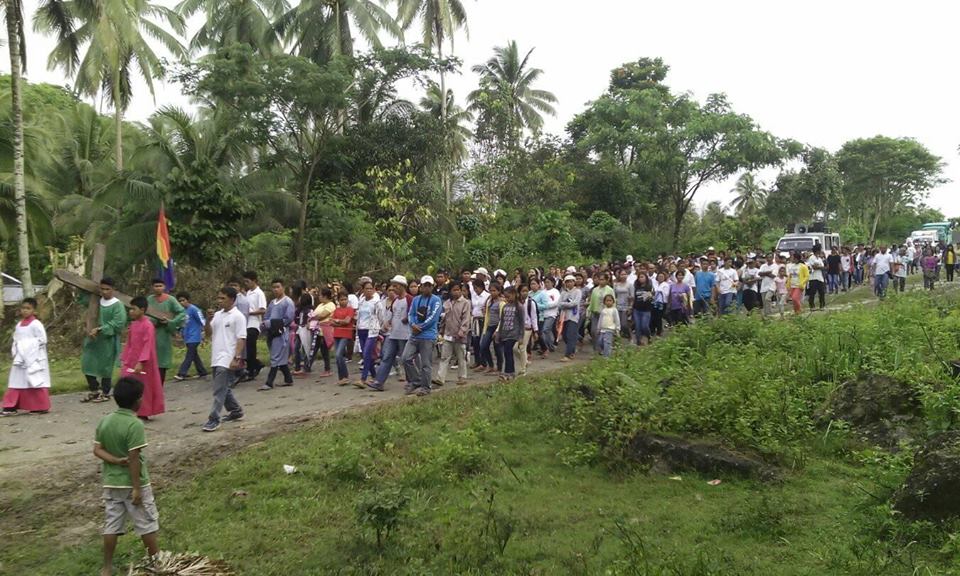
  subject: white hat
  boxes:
[390,274,408,286]
[707,246,715,252]
[565,266,577,274]
[494,269,507,277]
[420,275,435,285]
[474,267,489,276]
[625,255,634,263]
[563,274,576,282]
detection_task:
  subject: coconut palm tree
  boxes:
[421,82,471,166]
[2,0,33,292]
[468,40,557,148]
[176,0,287,55]
[279,0,400,63]
[730,172,766,216]
[34,0,186,171]
[397,0,466,207]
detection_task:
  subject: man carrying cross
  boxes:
[147,279,186,384]
[81,278,128,403]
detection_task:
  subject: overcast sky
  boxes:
[10,0,959,219]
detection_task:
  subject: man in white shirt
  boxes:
[839,250,852,292]
[872,246,894,298]
[893,248,908,292]
[242,271,267,380]
[806,251,826,310]
[716,258,739,315]
[202,286,247,432]
[758,253,781,317]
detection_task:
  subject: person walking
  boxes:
[368,276,412,392]
[436,282,470,386]
[241,271,267,381]
[258,279,295,390]
[174,292,208,381]
[401,276,443,397]
[146,279,185,384]
[202,286,246,432]
[558,275,583,362]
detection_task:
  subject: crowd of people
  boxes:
[3,238,958,576]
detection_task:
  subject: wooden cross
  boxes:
[54,243,174,324]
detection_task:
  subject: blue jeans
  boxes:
[840,271,849,291]
[599,331,614,357]
[178,342,207,377]
[632,309,651,342]
[501,338,518,375]
[208,367,241,424]
[373,338,405,387]
[718,293,735,315]
[541,316,557,352]
[827,273,841,294]
[562,319,579,357]
[358,329,378,381]
[479,326,502,370]
[334,337,351,380]
[402,338,435,390]
[875,273,889,297]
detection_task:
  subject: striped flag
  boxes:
[157,204,176,291]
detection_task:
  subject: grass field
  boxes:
[8,370,959,575]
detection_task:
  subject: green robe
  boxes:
[81,299,128,379]
[148,294,185,369]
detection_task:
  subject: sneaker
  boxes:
[366,383,384,392]
[278,381,294,387]
[403,385,416,395]
[173,374,187,382]
[257,384,273,391]
[202,420,220,432]
[223,411,244,423]
[416,388,431,397]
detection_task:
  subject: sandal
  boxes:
[81,392,100,403]
[91,394,111,403]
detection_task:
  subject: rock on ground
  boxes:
[893,430,960,521]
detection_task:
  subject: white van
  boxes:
[776,232,841,257]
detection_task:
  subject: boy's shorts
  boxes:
[102,486,160,536]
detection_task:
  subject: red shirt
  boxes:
[331,307,355,339]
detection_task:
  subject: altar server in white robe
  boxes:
[2,298,51,414]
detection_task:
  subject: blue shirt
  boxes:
[694,271,716,302]
[181,304,205,344]
[408,294,442,341]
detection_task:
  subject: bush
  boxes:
[355,487,409,549]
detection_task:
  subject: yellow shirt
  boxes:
[312,302,336,324]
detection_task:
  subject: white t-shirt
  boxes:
[347,293,359,310]
[741,267,760,293]
[211,307,247,369]
[906,246,916,261]
[246,286,267,331]
[873,252,894,276]
[806,256,825,282]
[840,255,852,272]
[893,254,907,278]
[683,271,697,290]
[758,263,781,293]
[543,288,561,318]
[716,268,739,295]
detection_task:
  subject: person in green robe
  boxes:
[81,277,128,402]
[148,278,186,383]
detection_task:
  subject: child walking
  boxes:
[597,294,621,357]
[174,292,208,381]
[2,298,51,414]
[332,293,356,386]
[774,268,788,319]
[121,297,165,420]
[94,377,160,576]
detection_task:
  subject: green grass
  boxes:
[6,375,959,575]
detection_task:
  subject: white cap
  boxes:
[565,266,577,274]
[625,255,634,263]
[420,275,435,286]
[707,246,715,251]
[563,274,576,282]
[474,267,489,276]
[494,269,507,277]
[390,274,407,286]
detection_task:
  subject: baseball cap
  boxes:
[563,275,576,282]
[420,275,435,286]
[390,274,408,286]
[473,267,489,276]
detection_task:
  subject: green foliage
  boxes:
[560,291,960,464]
[355,487,409,549]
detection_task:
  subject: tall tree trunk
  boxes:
[113,77,123,171]
[6,2,33,296]
[437,40,452,209]
[671,193,685,252]
[296,160,319,271]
